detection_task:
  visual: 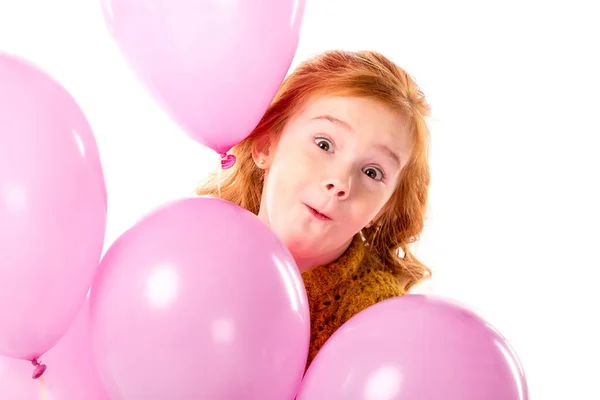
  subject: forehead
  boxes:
[294,95,413,164]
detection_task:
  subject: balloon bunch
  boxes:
[1,0,529,399]
[1,0,308,398]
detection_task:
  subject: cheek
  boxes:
[350,187,392,225]
[270,147,314,189]
[349,205,377,229]
[264,159,302,208]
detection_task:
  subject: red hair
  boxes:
[197,50,431,291]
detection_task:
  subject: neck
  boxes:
[293,240,351,272]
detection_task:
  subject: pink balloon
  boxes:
[0,54,107,361]
[297,295,529,400]
[101,0,306,155]
[89,197,310,399]
[0,300,110,399]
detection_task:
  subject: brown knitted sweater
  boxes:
[301,234,405,368]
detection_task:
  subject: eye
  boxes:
[363,166,385,181]
[315,137,334,153]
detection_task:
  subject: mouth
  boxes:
[304,204,332,221]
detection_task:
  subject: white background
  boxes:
[1,0,598,398]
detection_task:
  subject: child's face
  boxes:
[256,95,412,271]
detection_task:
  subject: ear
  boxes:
[251,134,272,169]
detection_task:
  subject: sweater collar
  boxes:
[301,234,366,292]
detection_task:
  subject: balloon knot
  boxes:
[31,358,47,379]
[219,152,236,170]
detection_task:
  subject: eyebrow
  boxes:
[376,144,402,168]
[312,115,354,132]
[313,114,402,168]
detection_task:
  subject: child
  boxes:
[196,50,432,367]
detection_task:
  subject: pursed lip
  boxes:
[303,203,333,221]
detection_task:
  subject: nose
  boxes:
[322,175,351,200]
